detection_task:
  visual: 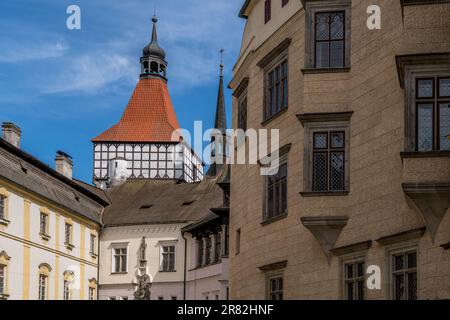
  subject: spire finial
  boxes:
[219,48,224,76]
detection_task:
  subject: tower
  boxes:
[91,17,203,189]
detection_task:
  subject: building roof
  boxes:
[238,0,251,19]
[0,138,108,224]
[102,174,224,227]
[92,78,180,143]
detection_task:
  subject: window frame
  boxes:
[237,91,248,132]
[64,221,74,249]
[266,271,284,301]
[0,251,10,299]
[303,0,351,71]
[341,257,366,300]
[414,76,450,151]
[401,63,450,152]
[39,209,50,240]
[0,188,9,226]
[90,233,97,257]
[263,57,289,123]
[38,263,51,301]
[301,118,351,195]
[111,243,129,274]
[160,243,176,272]
[387,245,419,300]
[263,154,288,223]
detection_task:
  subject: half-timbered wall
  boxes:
[93,142,203,186]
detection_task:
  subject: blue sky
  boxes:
[0,0,245,183]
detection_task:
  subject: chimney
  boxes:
[55,151,73,179]
[2,122,21,148]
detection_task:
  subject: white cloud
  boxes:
[0,41,69,63]
[43,53,138,94]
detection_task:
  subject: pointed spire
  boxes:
[143,15,166,59]
[214,49,227,132]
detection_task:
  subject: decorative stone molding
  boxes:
[258,260,288,272]
[257,143,292,167]
[301,216,348,260]
[330,240,372,256]
[256,38,292,68]
[232,77,249,98]
[402,183,450,242]
[376,227,426,246]
[297,111,354,125]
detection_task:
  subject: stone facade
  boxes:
[229,0,450,300]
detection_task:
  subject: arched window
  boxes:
[88,278,97,300]
[0,251,11,299]
[150,61,158,73]
[38,263,52,300]
[63,270,74,300]
[160,64,166,77]
[143,61,149,73]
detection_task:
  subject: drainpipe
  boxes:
[182,231,187,300]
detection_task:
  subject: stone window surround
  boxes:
[0,251,11,300]
[302,0,351,73]
[39,207,51,241]
[259,260,287,300]
[64,219,74,250]
[159,240,177,272]
[261,144,291,225]
[0,187,10,226]
[111,242,129,274]
[257,38,291,126]
[297,112,352,196]
[385,243,419,300]
[396,53,450,152]
[339,253,367,300]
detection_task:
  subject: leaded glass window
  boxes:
[344,261,365,300]
[416,77,450,151]
[392,250,417,300]
[313,131,345,192]
[265,60,288,120]
[265,161,288,221]
[315,11,345,69]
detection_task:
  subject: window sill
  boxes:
[301,67,350,75]
[261,108,289,127]
[111,272,128,275]
[0,218,10,226]
[400,150,450,159]
[90,252,98,259]
[39,233,51,241]
[261,213,288,226]
[300,191,349,197]
[65,242,74,250]
[159,270,177,273]
[189,261,222,272]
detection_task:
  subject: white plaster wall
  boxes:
[99,223,188,299]
[0,184,100,300]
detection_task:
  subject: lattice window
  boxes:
[315,11,345,69]
[416,77,450,151]
[312,131,345,192]
[344,261,365,300]
[391,250,417,300]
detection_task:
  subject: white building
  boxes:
[0,122,108,300]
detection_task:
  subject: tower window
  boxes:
[150,61,159,73]
[265,0,272,24]
[143,61,149,73]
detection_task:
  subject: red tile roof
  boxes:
[92,78,181,143]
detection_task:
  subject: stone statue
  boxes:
[134,273,151,300]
